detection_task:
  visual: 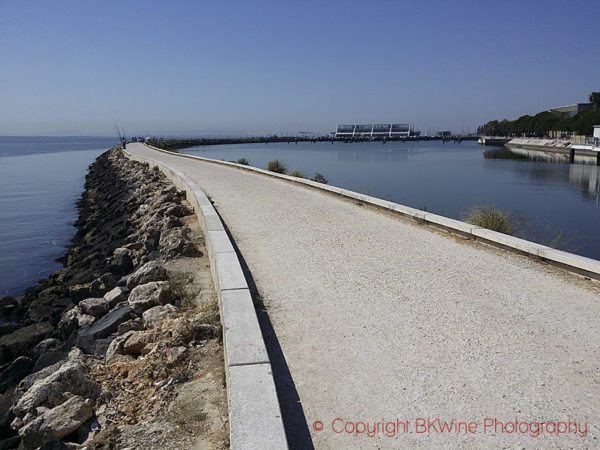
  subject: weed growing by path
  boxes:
[267,159,287,174]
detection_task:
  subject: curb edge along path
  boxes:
[122,148,288,450]
[127,143,600,448]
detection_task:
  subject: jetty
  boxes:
[125,142,600,448]
[477,136,511,146]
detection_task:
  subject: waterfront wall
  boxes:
[0,149,228,448]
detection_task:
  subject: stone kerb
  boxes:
[122,148,288,449]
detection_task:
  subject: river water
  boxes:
[1,137,598,297]
[0,137,117,297]
[182,140,600,260]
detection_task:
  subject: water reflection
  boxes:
[570,164,600,204]
[485,146,600,203]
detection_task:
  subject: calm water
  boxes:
[182,141,600,260]
[0,137,118,297]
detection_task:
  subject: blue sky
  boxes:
[1,0,599,136]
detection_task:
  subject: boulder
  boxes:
[125,261,167,290]
[0,357,33,394]
[89,274,116,298]
[0,297,18,320]
[12,355,98,419]
[122,331,153,355]
[103,287,128,308]
[159,227,200,260]
[105,331,134,364]
[117,318,144,335]
[0,436,20,450]
[0,322,20,338]
[18,395,93,448]
[79,298,109,318]
[68,285,91,302]
[142,304,178,328]
[165,204,192,218]
[31,339,61,361]
[0,387,17,431]
[128,282,172,315]
[111,247,133,274]
[76,303,132,355]
[32,351,68,373]
[57,307,95,340]
[0,323,54,364]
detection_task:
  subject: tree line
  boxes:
[478,92,600,137]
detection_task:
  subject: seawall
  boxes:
[0,148,228,448]
[506,138,599,164]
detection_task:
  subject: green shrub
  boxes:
[267,159,287,174]
[289,170,305,178]
[311,173,328,184]
[236,158,249,165]
[462,204,514,235]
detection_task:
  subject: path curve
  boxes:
[127,143,599,449]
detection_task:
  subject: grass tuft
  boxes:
[311,173,328,184]
[267,159,287,174]
[236,158,249,165]
[462,204,515,235]
[289,170,305,178]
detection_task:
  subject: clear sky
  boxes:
[1,0,599,136]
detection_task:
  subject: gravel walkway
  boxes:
[127,143,600,449]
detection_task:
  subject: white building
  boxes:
[334,123,414,139]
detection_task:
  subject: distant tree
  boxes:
[590,92,600,109]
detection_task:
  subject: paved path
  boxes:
[127,143,600,449]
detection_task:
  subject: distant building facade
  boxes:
[334,123,414,139]
[549,103,594,118]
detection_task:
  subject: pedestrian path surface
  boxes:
[127,143,600,449]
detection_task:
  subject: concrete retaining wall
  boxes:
[142,143,600,281]
[122,148,288,449]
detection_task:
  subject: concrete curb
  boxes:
[142,143,600,281]
[122,148,288,449]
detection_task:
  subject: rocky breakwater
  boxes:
[0,148,227,449]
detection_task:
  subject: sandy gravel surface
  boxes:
[127,143,600,449]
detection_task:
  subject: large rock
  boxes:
[0,297,18,320]
[12,353,98,419]
[128,282,172,315]
[117,318,144,335]
[89,274,117,298]
[142,304,178,328]
[159,227,200,260]
[0,387,17,433]
[121,331,153,355]
[68,284,91,302]
[125,261,167,290]
[76,303,132,355]
[110,247,133,274]
[79,298,109,318]
[0,357,33,394]
[164,204,192,218]
[103,287,128,308]
[0,323,54,364]
[57,307,95,340]
[18,395,93,448]
[31,339,61,362]
[105,331,134,364]
[0,322,20,338]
